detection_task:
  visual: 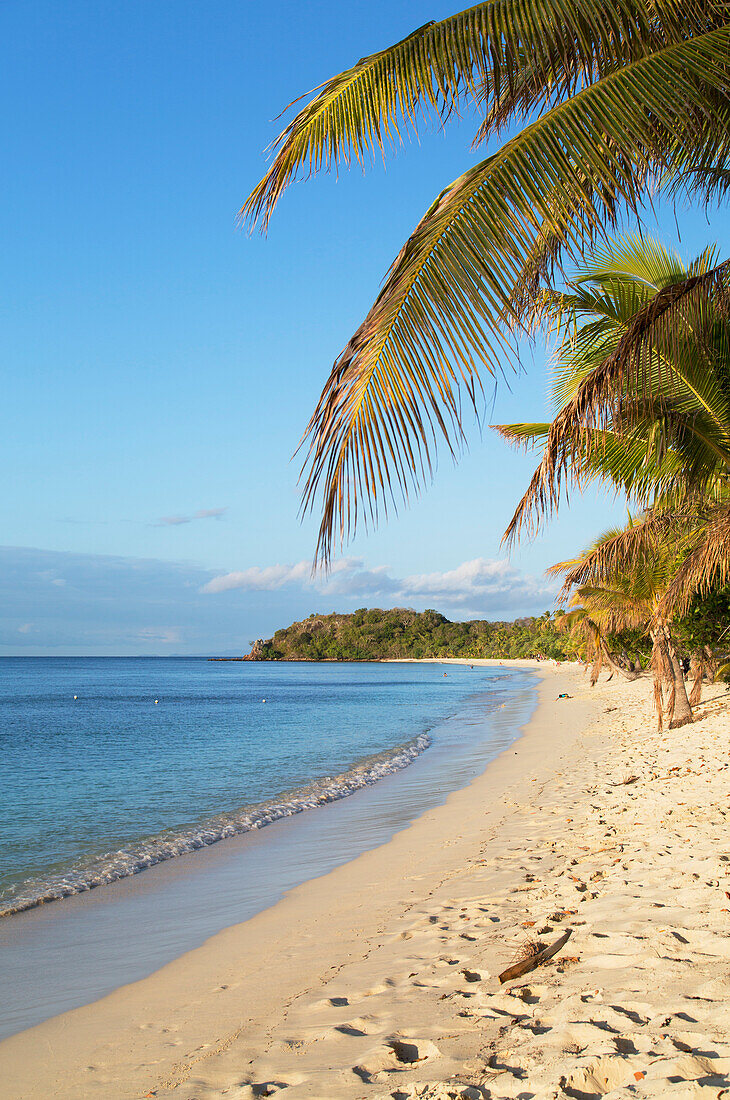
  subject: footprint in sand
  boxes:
[333,1016,372,1038]
[353,1036,441,1082]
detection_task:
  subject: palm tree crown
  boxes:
[498,235,730,542]
[551,522,694,726]
[243,2,730,561]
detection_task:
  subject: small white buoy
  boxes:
[262,698,266,703]
[154,699,159,704]
[73,695,77,700]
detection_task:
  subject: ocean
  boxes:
[0,657,537,1037]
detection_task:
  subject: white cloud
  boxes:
[202,556,556,616]
[400,559,551,608]
[202,561,311,594]
[37,569,67,586]
[194,507,227,520]
[18,622,33,634]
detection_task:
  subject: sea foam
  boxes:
[0,732,431,917]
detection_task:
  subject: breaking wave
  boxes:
[0,732,431,917]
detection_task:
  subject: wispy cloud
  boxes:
[158,515,191,526]
[137,626,182,644]
[202,556,556,616]
[194,508,226,520]
[156,507,227,527]
[37,569,67,587]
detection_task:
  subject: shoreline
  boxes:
[3,660,728,1097]
[0,730,435,920]
[0,661,584,1097]
[0,661,537,1042]
[0,658,531,923]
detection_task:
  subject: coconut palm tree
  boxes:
[552,496,730,672]
[499,235,730,542]
[555,596,637,685]
[243,3,730,561]
[496,235,730,654]
[551,524,692,726]
[497,236,730,714]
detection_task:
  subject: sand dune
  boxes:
[2,664,730,1098]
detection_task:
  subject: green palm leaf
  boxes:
[241,0,693,231]
[503,256,730,543]
[296,29,730,560]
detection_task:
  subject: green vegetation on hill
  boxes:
[246,593,730,668]
[250,608,574,662]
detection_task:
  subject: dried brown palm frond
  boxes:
[546,513,682,600]
[663,501,730,615]
[556,595,638,681]
[514,936,546,963]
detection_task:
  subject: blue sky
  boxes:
[2,0,727,654]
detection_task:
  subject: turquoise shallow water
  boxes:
[0,657,530,915]
[0,658,537,1039]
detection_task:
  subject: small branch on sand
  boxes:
[499,929,573,984]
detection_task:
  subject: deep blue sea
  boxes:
[0,658,534,918]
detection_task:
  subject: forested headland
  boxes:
[242,594,730,667]
[248,608,606,663]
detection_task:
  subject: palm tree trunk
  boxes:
[650,623,693,729]
[688,646,716,707]
[704,645,717,682]
[650,630,666,730]
[601,643,639,681]
[589,649,603,686]
[667,632,693,729]
[689,652,704,707]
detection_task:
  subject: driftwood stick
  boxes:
[498,928,573,984]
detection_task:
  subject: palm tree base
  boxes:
[669,714,693,729]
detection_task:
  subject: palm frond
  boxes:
[496,417,709,503]
[493,422,552,448]
[504,258,730,544]
[549,511,682,597]
[571,584,651,630]
[241,0,699,230]
[575,233,688,289]
[300,29,730,561]
[664,501,730,613]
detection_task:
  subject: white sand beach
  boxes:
[2,661,730,1099]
